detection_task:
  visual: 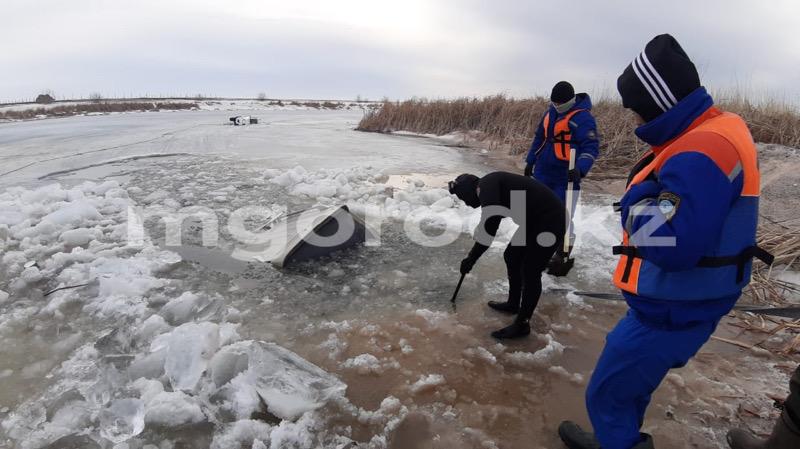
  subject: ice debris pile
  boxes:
[0,161,608,447]
[0,165,504,448]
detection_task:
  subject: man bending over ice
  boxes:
[449,172,566,339]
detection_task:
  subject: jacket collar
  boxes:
[634,87,714,148]
[549,92,593,118]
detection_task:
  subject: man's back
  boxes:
[477,171,565,230]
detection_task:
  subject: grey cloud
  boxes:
[1,0,798,103]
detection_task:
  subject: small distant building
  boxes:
[35,94,55,104]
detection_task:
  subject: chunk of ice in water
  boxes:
[98,398,145,444]
[253,342,346,420]
[164,322,220,391]
[228,341,346,421]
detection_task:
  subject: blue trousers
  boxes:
[586,311,718,449]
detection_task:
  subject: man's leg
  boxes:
[504,243,524,308]
[491,235,555,339]
[786,365,800,428]
[583,312,716,449]
[518,240,556,320]
[488,238,524,315]
[727,364,800,448]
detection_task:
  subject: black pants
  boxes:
[786,365,800,429]
[503,228,560,321]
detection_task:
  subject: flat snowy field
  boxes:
[0,107,794,449]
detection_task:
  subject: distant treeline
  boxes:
[0,101,198,121]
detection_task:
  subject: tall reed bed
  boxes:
[358,95,800,174]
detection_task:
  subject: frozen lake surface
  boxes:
[0,109,791,448]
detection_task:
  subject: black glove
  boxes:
[524,163,533,177]
[568,168,581,183]
[460,255,477,274]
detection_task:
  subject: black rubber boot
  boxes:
[487,300,519,315]
[727,411,800,449]
[558,421,654,449]
[490,319,530,339]
[634,434,655,448]
[558,421,601,449]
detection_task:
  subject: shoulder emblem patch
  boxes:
[657,192,681,220]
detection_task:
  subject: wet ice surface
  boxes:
[0,110,795,449]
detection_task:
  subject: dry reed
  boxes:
[357,95,800,175]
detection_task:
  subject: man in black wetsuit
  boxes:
[449,171,566,339]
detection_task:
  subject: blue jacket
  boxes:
[526,93,599,189]
[617,87,758,327]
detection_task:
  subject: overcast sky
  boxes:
[2,0,798,104]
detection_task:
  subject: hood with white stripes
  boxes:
[617,34,701,123]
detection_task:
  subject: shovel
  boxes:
[547,147,577,277]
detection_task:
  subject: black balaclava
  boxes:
[550,81,575,104]
[449,174,480,208]
[617,34,701,122]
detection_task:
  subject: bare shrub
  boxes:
[0,102,198,120]
[321,101,341,110]
[36,91,55,104]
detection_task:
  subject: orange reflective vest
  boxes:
[612,108,773,300]
[540,109,586,161]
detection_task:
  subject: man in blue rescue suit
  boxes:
[558,34,774,449]
[524,81,599,267]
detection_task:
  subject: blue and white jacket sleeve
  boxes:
[621,151,742,271]
[525,114,546,165]
[572,112,600,176]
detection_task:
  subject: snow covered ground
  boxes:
[0,107,794,448]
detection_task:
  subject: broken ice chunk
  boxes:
[210,341,251,387]
[251,342,346,420]
[225,341,346,421]
[163,322,220,391]
[98,398,145,444]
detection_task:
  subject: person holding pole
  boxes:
[524,81,600,276]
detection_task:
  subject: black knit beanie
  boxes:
[617,34,701,122]
[449,174,481,208]
[550,81,575,104]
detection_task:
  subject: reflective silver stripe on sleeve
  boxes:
[626,198,653,236]
[728,161,743,182]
